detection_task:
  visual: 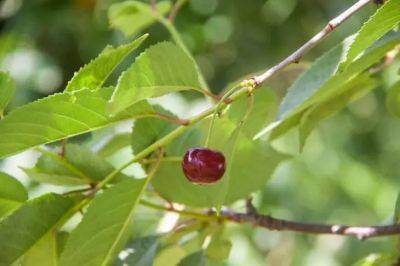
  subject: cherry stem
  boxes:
[240,92,255,126]
[193,87,220,102]
[204,84,241,148]
[140,156,182,165]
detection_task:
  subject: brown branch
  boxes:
[222,210,400,240]
[225,200,400,240]
[141,198,400,240]
[252,0,374,86]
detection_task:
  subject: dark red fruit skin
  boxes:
[182,147,226,184]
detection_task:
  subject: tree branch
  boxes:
[253,0,373,85]
[222,209,400,240]
[140,199,400,240]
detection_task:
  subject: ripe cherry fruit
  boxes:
[182,147,226,184]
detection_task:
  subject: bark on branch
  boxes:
[253,0,373,86]
[222,209,400,240]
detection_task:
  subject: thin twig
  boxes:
[252,0,373,86]
[150,113,190,126]
[140,156,182,165]
[139,199,400,240]
[169,0,188,22]
[223,211,400,240]
[194,87,221,102]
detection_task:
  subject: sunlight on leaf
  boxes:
[0,194,73,265]
[108,42,202,115]
[65,35,148,92]
[0,87,154,159]
[59,179,146,266]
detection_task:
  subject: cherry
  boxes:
[182,147,226,184]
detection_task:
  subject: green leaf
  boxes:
[164,221,204,245]
[0,193,73,265]
[215,120,243,211]
[65,35,148,92]
[98,133,131,157]
[63,144,128,182]
[0,87,154,159]
[299,74,379,149]
[23,144,129,186]
[59,179,146,266]
[343,0,400,67]
[131,107,174,154]
[205,229,232,261]
[0,172,27,219]
[18,231,58,266]
[116,235,159,266]
[228,87,277,138]
[23,168,89,187]
[386,80,400,117]
[178,251,205,266]
[255,32,400,140]
[154,245,186,266]
[0,72,15,116]
[277,38,349,120]
[109,1,171,37]
[108,42,201,115]
[23,149,91,186]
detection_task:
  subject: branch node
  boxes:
[180,119,190,126]
[293,57,301,64]
[327,22,335,31]
[245,197,258,215]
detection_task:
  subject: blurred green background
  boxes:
[0,0,399,265]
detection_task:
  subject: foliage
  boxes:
[0,0,399,265]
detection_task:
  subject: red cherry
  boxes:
[182,147,226,184]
